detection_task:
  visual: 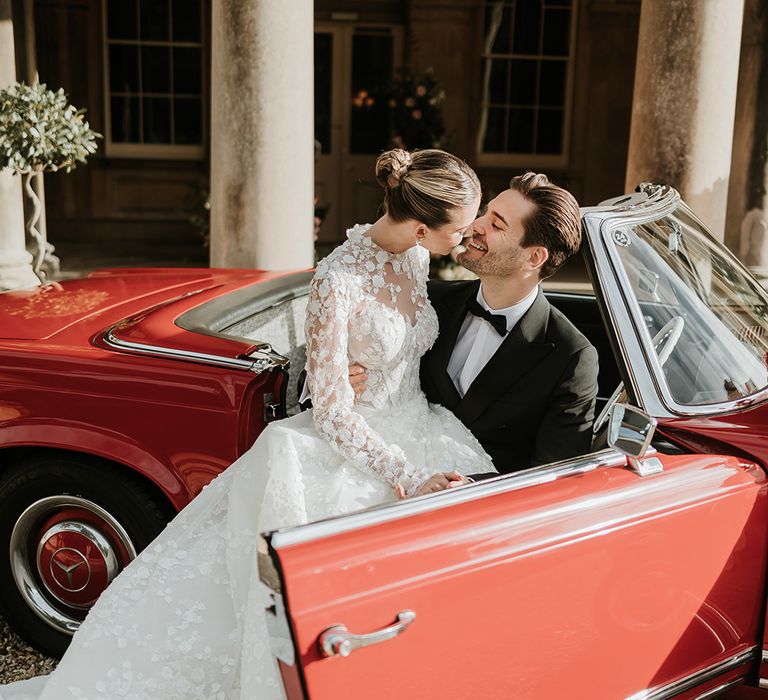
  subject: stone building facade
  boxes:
[2,0,766,283]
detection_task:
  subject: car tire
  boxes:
[0,451,174,657]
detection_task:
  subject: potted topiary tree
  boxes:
[0,81,101,280]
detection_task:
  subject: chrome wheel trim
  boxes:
[35,521,120,608]
[9,495,137,635]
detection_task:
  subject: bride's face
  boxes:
[420,195,481,256]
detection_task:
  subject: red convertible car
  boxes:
[2,183,768,699]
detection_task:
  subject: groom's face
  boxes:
[458,189,538,278]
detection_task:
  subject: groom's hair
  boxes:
[509,172,581,279]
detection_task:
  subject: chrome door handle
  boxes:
[318,610,416,658]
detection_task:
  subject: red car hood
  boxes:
[0,268,270,341]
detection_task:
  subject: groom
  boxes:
[352,172,599,493]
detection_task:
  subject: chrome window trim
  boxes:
[102,326,258,371]
[597,204,684,419]
[543,290,596,303]
[103,325,289,374]
[579,183,683,420]
[694,677,747,700]
[625,646,757,700]
[582,207,674,419]
[99,282,294,374]
[268,448,628,549]
[598,199,768,417]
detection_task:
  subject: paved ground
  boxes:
[0,617,56,685]
[53,238,208,279]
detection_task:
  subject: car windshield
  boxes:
[608,204,768,407]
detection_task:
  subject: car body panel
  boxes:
[657,403,768,469]
[0,269,299,508]
[583,188,768,693]
[101,274,298,362]
[0,269,303,648]
[0,268,270,341]
[271,453,767,699]
[0,340,274,506]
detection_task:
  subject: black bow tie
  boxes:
[466,298,508,336]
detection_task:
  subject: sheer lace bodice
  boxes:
[305,224,439,495]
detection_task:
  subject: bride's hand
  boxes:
[410,471,469,498]
[348,363,368,396]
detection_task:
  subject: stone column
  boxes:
[12,0,48,256]
[0,0,38,290]
[210,1,314,270]
[725,0,768,276]
[625,0,744,240]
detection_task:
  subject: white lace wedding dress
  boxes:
[0,225,495,700]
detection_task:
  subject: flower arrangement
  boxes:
[382,69,472,277]
[0,81,101,280]
[384,69,446,150]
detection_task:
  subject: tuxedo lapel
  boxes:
[424,280,479,408]
[454,289,554,426]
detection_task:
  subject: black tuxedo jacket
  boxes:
[421,280,599,473]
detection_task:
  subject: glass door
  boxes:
[314,24,403,246]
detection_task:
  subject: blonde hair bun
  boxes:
[375,148,481,229]
[375,149,413,189]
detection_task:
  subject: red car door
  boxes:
[264,450,767,699]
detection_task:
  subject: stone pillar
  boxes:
[210,1,314,270]
[725,0,768,276]
[0,0,38,290]
[625,0,744,240]
[12,0,48,254]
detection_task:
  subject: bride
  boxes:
[0,148,496,699]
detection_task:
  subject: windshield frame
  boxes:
[599,202,768,417]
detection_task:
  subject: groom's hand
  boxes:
[349,363,368,396]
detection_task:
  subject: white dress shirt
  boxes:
[447,285,539,397]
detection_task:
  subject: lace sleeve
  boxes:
[304,270,429,495]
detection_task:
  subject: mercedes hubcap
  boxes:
[10,495,137,635]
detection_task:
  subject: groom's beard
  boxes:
[458,242,523,278]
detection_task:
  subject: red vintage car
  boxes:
[3,184,768,699]
[0,266,311,654]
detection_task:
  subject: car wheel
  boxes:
[0,452,174,657]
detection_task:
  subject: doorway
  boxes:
[314,23,404,246]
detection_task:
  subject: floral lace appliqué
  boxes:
[305,224,438,495]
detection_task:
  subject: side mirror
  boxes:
[608,404,663,476]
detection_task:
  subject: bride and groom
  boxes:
[1,149,597,699]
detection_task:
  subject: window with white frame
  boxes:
[478,0,576,167]
[103,0,204,158]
